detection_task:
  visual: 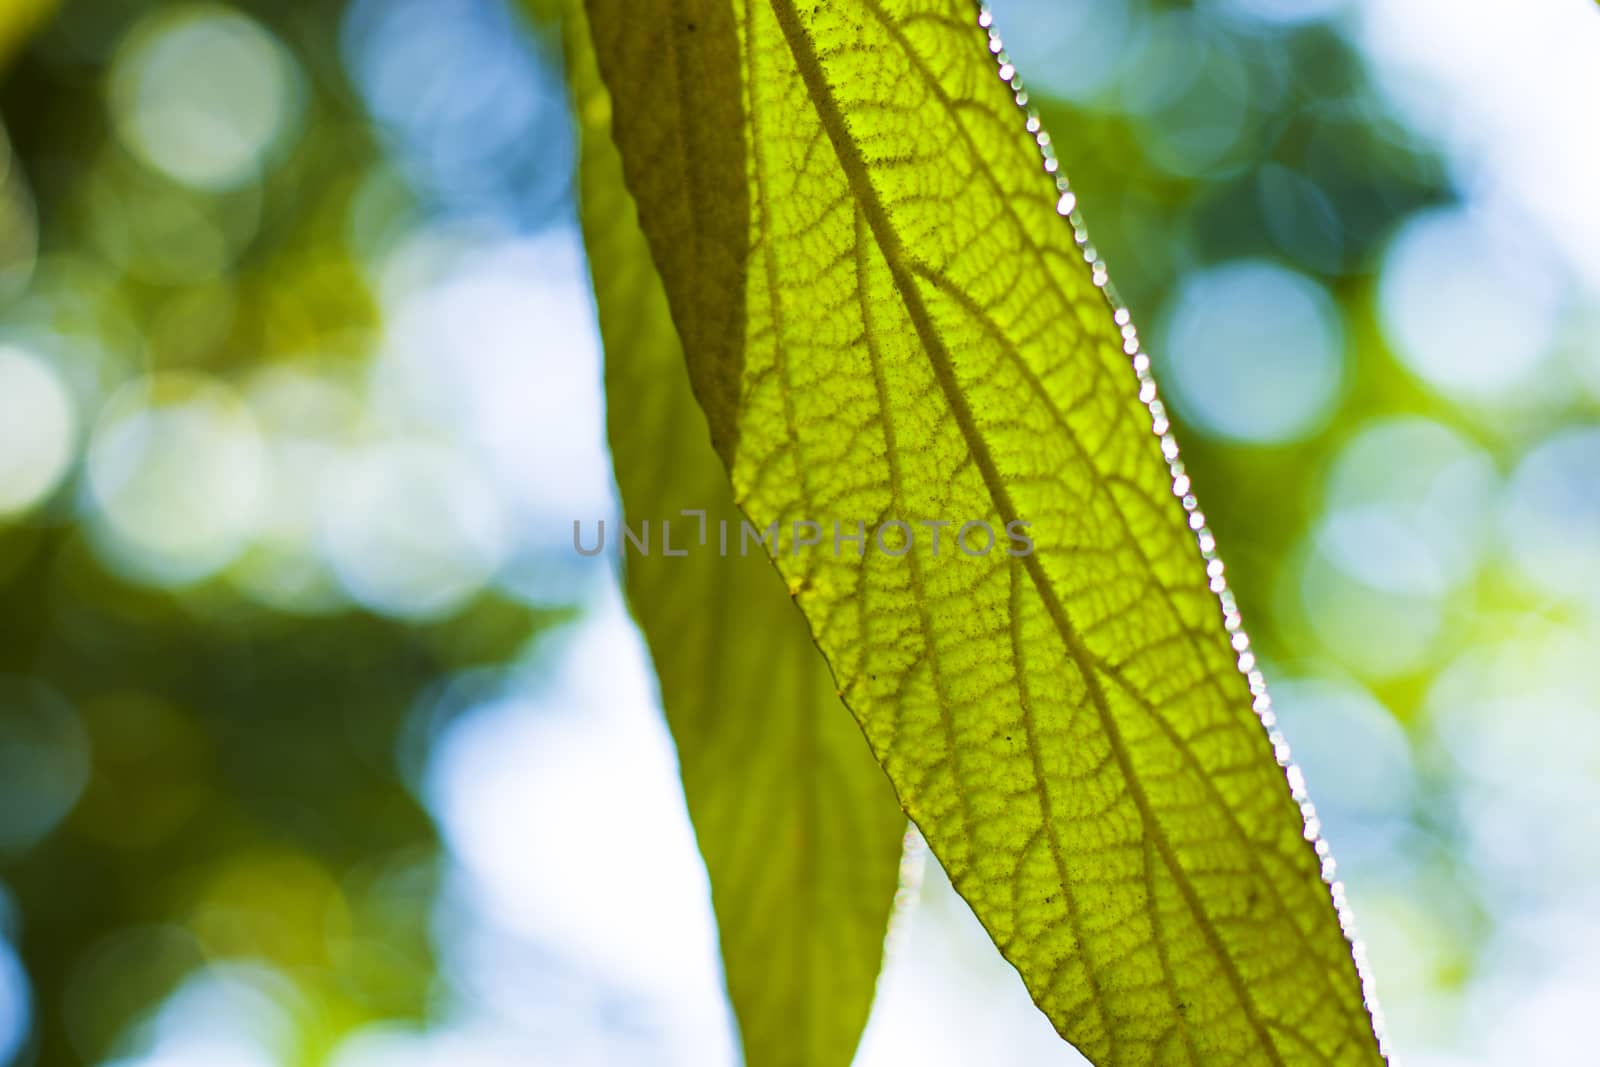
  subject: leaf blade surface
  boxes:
[582,0,1385,1063]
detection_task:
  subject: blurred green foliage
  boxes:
[0,3,557,1064]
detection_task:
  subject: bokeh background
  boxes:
[0,0,1596,1064]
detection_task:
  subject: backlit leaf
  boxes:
[579,0,1385,1063]
[562,7,908,1066]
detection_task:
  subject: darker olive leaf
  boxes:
[560,6,908,1067]
[578,0,749,457]
[580,0,1384,1065]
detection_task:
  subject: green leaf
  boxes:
[562,7,909,1067]
[579,0,1385,1064]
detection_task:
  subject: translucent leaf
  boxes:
[579,0,1384,1062]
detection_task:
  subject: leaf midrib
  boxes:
[761,1,1295,1062]
[914,255,1359,1020]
